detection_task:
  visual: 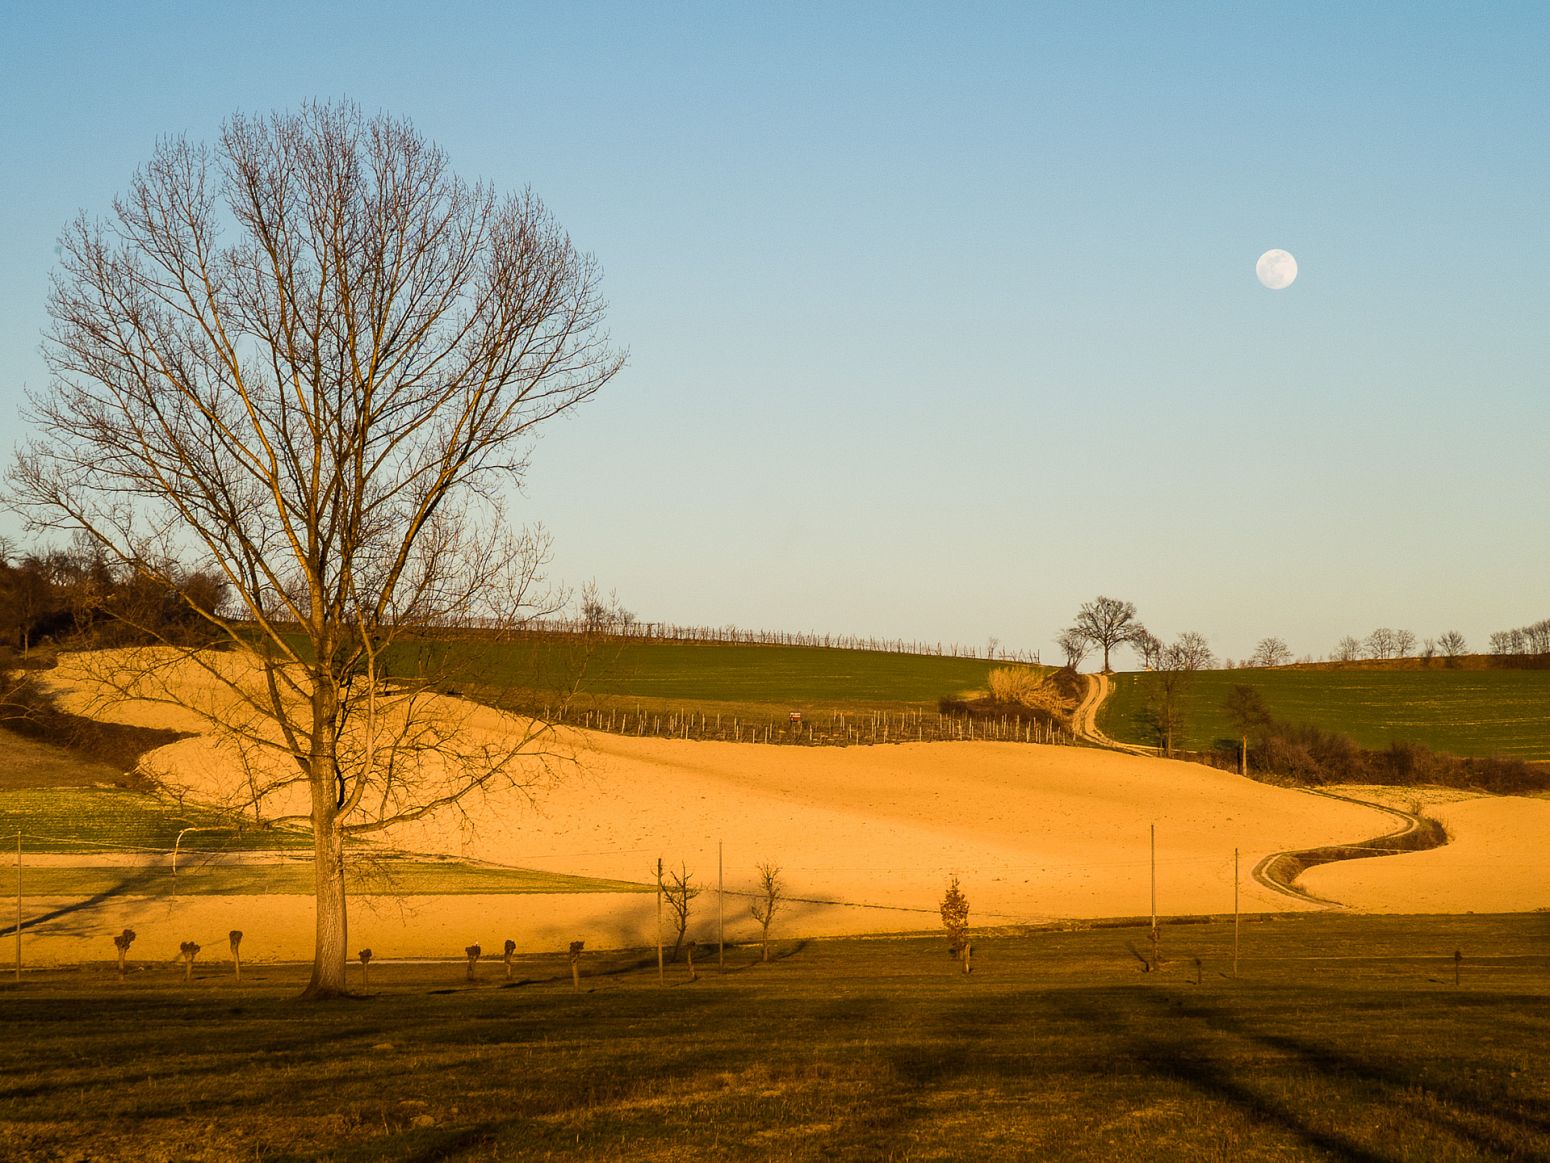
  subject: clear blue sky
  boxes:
[2,2,1546,664]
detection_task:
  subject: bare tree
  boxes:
[1334,635,1363,663]
[1132,629,1163,671]
[1437,631,1467,665]
[9,102,623,998]
[1138,633,1214,756]
[1247,637,1292,668]
[1056,627,1090,670]
[664,862,701,962]
[1393,629,1417,659]
[749,862,785,963]
[1365,628,1399,660]
[1071,596,1146,673]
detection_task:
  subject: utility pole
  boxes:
[15,831,21,985]
[1233,847,1240,979]
[1149,823,1159,969]
[656,857,665,986]
[717,840,724,970]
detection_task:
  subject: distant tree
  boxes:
[1438,631,1467,666]
[749,863,786,963]
[1365,628,1399,660]
[940,875,971,973]
[1393,629,1417,658]
[664,863,701,962]
[1420,638,1437,665]
[1132,629,1164,671]
[1071,596,1146,672]
[1334,636,1363,663]
[1527,619,1550,655]
[1137,633,1215,755]
[1056,627,1090,670]
[1248,637,1292,668]
[1222,685,1272,774]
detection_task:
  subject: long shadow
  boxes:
[1040,988,1393,1162]
[0,864,170,936]
[1134,988,1550,1153]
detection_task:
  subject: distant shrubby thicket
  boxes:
[0,542,227,655]
[1216,685,1547,795]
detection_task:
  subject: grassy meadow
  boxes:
[2,914,1547,1161]
[399,635,1034,717]
[1099,666,1550,760]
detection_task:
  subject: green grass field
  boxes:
[2,914,1547,1161]
[1099,666,1550,759]
[401,635,1033,713]
[0,792,646,897]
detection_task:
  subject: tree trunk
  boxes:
[303,816,349,998]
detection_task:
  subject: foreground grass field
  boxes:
[2,914,1547,1161]
[1100,666,1550,759]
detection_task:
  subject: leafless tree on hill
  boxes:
[1334,636,1363,663]
[1070,596,1147,673]
[1248,637,1292,668]
[1056,627,1090,670]
[1393,629,1417,658]
[7,101,623,998]
[1437,631,1467,665]
[1138,632,1214,756]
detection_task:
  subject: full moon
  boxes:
[1256,249,1298,290]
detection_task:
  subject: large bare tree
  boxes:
[1070,595,1146,673]
[8,101,623,997]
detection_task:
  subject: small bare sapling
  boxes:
[229,930,243,982]
[178,941,201,983]
[940,876,971,974]
[503,938,517,980]
[358,948,373,991]
[465,944,482,982]
[664,862,701,962]
[569,940,584,993]
[749,863,785,963]
[112,928,137,978]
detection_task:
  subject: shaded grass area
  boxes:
[0,726,131,791]
[15,860,649,899]
[1,914,1548,1161]
[1100,667,1550,760]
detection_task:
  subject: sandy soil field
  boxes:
[1303,788,1550,913]
[23,649,1545,966]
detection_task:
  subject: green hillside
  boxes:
[408,636,1038,713]
[1099,666,1550,760]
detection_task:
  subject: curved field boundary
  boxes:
[1073,674,1450,905]
[1251,789,1447,905]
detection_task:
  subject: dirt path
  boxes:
[1071,673,1155,755]
[1072,671,1448,903]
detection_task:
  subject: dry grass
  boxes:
[0,914,1547,1161]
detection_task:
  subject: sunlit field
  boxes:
[1100,667,1550,760]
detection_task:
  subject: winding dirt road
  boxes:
[1071,672,1443,903]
